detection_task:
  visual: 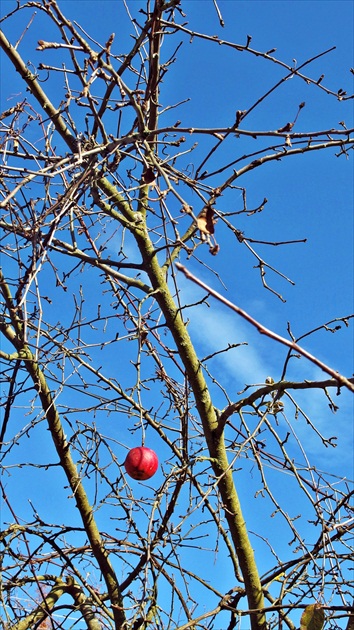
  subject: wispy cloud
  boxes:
[179,276,277,387]
[178,273,353,472]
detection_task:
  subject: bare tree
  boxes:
[0,1,353,629]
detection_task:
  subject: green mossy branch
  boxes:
[0,29,77,153]
[10,576,102,630]
[130,225,267,630]
[4,4,350,627]
[10,578,67,630]
[0,274,126,629]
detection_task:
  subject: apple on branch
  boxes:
[124,446,159,481]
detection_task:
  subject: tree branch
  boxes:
[176,263,354,394]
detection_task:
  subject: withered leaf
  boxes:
[209,243,220,256]
[300,604,325,630]
[205,206,215,234]
[140,331,148,345]
[197,207,215,235]
[142,167,155,184]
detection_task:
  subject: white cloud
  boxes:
[178,276,276,387]
[177,273,353,472]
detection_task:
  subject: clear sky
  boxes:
[1,0,353,627]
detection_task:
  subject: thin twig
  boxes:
[175,263,354,393]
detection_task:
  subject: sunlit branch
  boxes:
[176,263,354,395]
[205,138,354,184]
[1,2,352,628]
[160,21,353,101]
[0,29,77,152]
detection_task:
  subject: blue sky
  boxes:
[1,0,353,627]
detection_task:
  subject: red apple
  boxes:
[124,446,159,481]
